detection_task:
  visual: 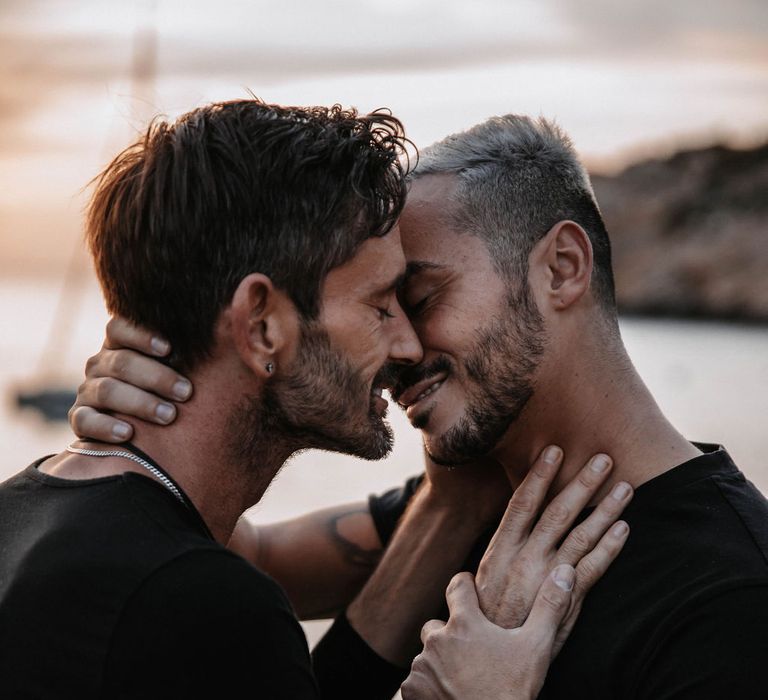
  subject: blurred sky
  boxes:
[1,0,767,277]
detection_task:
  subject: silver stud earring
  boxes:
[265,362,274,374]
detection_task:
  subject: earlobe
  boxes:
[543,221,593,310]
[228,273,294,379]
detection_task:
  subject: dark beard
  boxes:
[229,321,396,472]
[405,287,546,466]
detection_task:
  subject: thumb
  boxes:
[521,564,574,648]
[445,571,481,621]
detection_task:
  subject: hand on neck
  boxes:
[116,365,289,545]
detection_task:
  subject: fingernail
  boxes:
[552,564,575,591]
[612,521,629,537]
[151,337,170,355]
[611,482,631,500]
[590,455,611,473]
[112,423,131,440]
[173,379,192,400]
[155,403,175,423]
[544,446,562,464]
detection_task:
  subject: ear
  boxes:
[226,273,298,379]
[533,221,594,311]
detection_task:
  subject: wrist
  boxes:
[418,479,499,531]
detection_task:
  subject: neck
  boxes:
[492,331,701,503]
[115,362,296,544]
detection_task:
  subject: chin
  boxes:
[345,417,394,462]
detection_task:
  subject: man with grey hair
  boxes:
[72,113,768,698]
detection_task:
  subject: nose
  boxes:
[389,303,423,366]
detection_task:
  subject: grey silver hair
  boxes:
[411,114,616,310]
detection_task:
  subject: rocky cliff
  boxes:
[590,141,768,322]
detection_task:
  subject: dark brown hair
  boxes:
[87,99,411,372]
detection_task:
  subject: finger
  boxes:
[522,564,575,649]
[104,316,170,357]
[68,405,133,443]
[528,453,613,550]
[87,349,192,402]
[401,655,433,700]
[420,619,445,645]
[483,445,564,562]
[77,376,178,426]
[445,572,481,624]
[572,520,630,600]
[556,481,633,565]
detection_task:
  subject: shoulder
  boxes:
[633,582,768,699]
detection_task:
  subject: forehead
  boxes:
[399,174,494,274]
[321,225,406,300]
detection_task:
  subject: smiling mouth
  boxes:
[395,373,448,410]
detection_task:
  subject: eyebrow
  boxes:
[377,271,408,297]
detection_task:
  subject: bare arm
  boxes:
[346,471,501,666]
[228,503,383,620]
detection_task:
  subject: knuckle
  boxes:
[576,556,599,584]
[530,461,554,482]
[84,353,101,376]
[597,495,623,518]
[506,491,537,518]
[68,405,85,431]
[564,527,593,555]
[107,351,128,379]
[577,467,602,490]
[539,500,570,531]
[401,672,426,700]
[422,632,439,652]
[105,316,127,342]
[94,377,115,405]
[446,572,465,593]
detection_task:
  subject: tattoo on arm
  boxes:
[326,508,383,569]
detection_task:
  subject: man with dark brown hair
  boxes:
[0,100,426,698]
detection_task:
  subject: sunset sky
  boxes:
[1,0,766,277]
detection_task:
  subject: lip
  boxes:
[396,372,448,409]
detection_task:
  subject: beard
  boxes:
[229,320,396,474]
[394,285,546,465]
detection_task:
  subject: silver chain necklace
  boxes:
[65,445,187,506]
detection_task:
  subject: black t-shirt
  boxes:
[369,445,768,699]
[0,458,399,699]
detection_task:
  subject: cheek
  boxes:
[414,310,482,366]
[324,312,385,376]
[415,311,470,354]
[426,379,470,428]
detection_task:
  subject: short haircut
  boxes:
[412,114,616,311]
[87,99,410,372]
